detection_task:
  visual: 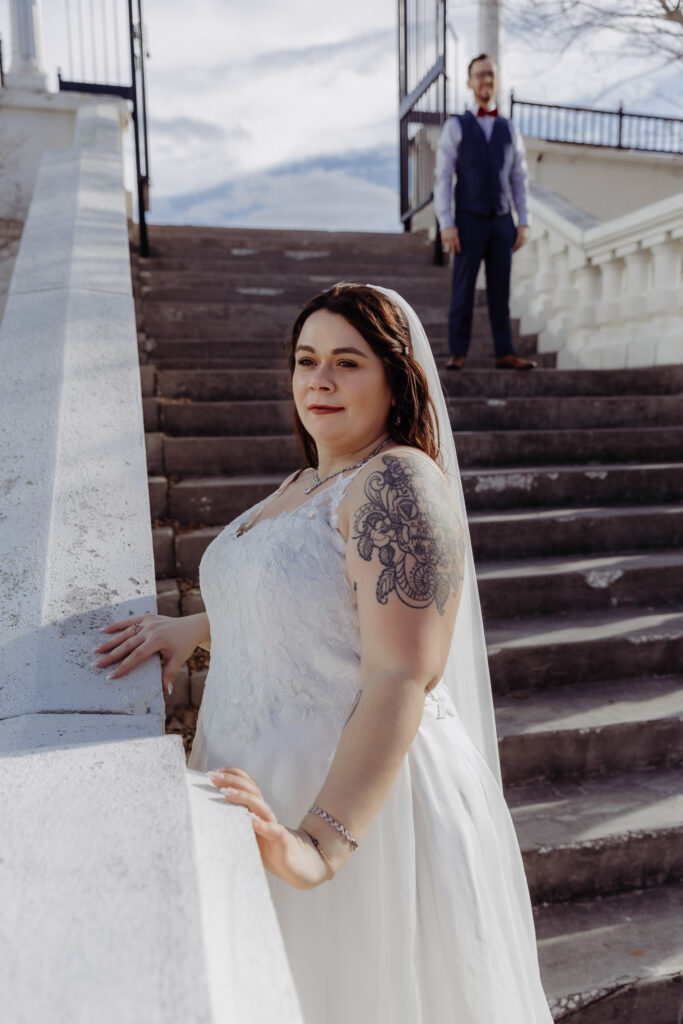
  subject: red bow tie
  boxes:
[477,106,498,117]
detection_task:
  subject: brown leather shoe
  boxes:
[495,354,537,370]
[446,356,466,371]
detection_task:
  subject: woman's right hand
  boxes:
[94,612,210,695]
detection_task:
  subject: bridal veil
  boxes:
[367,284,502,788]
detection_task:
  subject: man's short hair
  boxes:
[468,53,497,78]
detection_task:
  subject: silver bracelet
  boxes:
[308,804,359,850]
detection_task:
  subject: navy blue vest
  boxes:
[454,111,514,217]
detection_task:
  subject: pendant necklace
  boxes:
[303,437,391,494]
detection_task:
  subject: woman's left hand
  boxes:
[208,767,332,890]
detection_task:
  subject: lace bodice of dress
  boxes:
[197,465,457,753]
[197,471,365,746]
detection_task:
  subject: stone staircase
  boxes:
[133,225,683,1022]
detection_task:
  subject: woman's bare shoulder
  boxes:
[342,446,465,618]
[337,446,453,539]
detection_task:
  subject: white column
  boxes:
[478,0,502,99]
[6,0,47,92]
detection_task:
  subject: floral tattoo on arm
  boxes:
[352,454,465,615]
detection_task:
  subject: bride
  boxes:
[96,283,553,1023]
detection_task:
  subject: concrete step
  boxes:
[496,674,683,785]
[146,351,558,372]
[152,467,683,525]
[167,475,282,525]
[462,462,683,511]
[160,429,683,478]
[142,335,539,365]
[153,365,683,401]
[470,504,683,559]
[136,272,453,307]
[459,426,683,467]
[158,399,293,436]
[478,550,683,619]
[486,607,683,695]
[137,252,443,277]
[163,435,300,477]
[141,319,537,350]
[453,394,683,431]
[536,884,683,1021]
[152,503,683,575]
[141,223,433,252]
[137,279,454,307]
[156,577,180,616]
[148,474,167,518]
[152,395,683,437]
[510,764,683,903]
[139,293,490,324]
[157,369,291,401]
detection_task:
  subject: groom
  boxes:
[433,53,535,370]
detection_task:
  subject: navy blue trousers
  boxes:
[448,211,516,358]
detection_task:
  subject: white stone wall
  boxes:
[525,137,683,222]
[0,103,303,1023]
[0,102,159,727]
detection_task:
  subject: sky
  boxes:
[1,0,681,232]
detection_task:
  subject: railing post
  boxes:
[128,0,148,257]
[617,105,623,149]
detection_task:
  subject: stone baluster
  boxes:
[649,240,681,314]
[594,256,625,327]
[510,234,539,317]
[519,231,555,335]
[574,263,602,328]
[537,247,579,355]
[620,248,652,320]
[551,249,576,310]
[649,239,683,365]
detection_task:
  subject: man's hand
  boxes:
[513,224,530,253]
[441,226,461,255]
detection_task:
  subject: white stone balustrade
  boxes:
[511,183,683,368]
[0,103,302,1023]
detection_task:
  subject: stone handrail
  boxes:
[0,102,302,1023]
[511,181,683,368]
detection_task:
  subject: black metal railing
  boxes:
[398,0,447,236]
[58,0,151,255]
[510,95,683,156]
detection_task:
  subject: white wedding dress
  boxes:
[187,465,553,1024]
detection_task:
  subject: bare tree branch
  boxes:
[507,0,683,65]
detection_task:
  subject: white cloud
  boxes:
[153,162,400,233]
[0,0,679,232]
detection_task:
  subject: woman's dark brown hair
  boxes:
[287,283,441,467]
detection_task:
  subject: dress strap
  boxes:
[236,467,306,537]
